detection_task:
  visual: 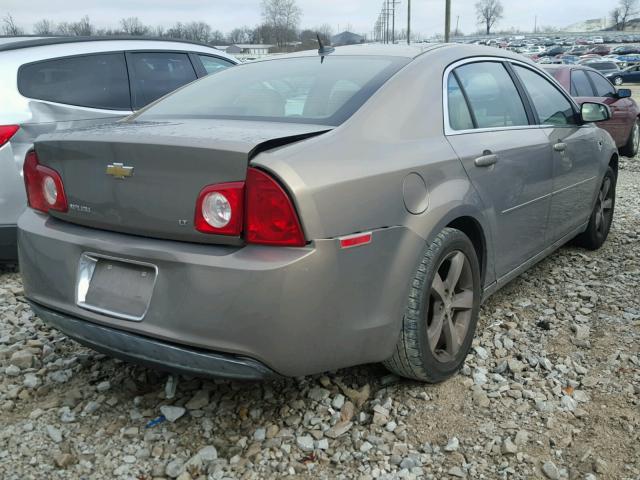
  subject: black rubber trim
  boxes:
[29,301,279,380]
[0,225,18,262]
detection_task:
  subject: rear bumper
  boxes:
[18,209,423,377]
[0,225,18,261]
[30,301,277,380]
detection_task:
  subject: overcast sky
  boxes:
[3,0,619,38]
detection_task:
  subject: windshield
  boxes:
[134,55,410,126]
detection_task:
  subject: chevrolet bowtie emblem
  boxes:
[106,163,134,179]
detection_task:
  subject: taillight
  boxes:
[194,182,244,235]
[23,150,68,213]
[244,167,305,247]
[0,125,19,147]
[194,168,305,246]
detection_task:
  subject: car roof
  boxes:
[0,35,226,53]
[258,42,534,62]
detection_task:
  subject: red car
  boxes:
[545,64,640,157]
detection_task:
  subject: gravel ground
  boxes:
[1,159,639,480]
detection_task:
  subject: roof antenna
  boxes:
[317,33,334,63]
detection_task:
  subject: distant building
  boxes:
[222,44,274,59]
[331,31,364,46]
[565,18,607,33]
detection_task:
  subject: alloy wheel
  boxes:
[615,76,624,86]
[633,122,640,155]
[426,250,474,362]
[595,176,614,236]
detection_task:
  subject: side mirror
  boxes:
[617,88,632,98]
[581,102,611,123]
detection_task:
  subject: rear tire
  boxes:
[575,167,616,250]
[383,228,481,383]
[613,76,624,86]
[620,119,640,158]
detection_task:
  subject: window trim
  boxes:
[443,56,582,136]
[17,50,133,112]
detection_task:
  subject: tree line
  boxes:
[1,0,335,51]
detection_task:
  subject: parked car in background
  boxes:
[587,45,611,56]
[612,45,640,55]
[583,61,621,76]
[539,45,566,57]
[606,64,640,85]
[18,45,617,383]
[545,64,640,156]
[568,45,589,55]
[0,36,238,262]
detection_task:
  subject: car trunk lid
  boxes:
[35,119,330,245]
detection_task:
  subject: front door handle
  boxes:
[474,154,498,167]
[554,142,567,152]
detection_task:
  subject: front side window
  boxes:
[586,71,616,97]
[18,53,130,110]
[513,65,577,126]
[453,62,529,129]
[135,56,410,126]
[198,55,235,75]
[571,70,594,97]
[128,52,198,109]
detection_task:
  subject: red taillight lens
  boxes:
[0,125,19,147]
[245,167,305,247]
[23,150,68,213]
[194,182,244,235]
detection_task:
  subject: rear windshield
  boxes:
[134,55,410,126]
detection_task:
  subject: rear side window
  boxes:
[513,65,576,126]
[128,52,198,109]
[18,53,130,110]
[571,70,594,97]
[198,55,235,75]
[589,63,617,71]
[453,62,528,129]
[586,71,616,98]
[447,74,474,130]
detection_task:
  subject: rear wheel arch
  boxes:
[446,216,487,288]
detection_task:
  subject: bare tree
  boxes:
[475,0,503,35]
[33,19,55,35]
[228,26,252,44]
[317,23,333,42]
[182,21,212,43]
[261,0,302,48]
[618,0,639,30]
[120,17,149,36]
[2,14,24,36]
[611,8,622,29]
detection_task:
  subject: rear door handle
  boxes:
[474,154,498,167]
[553,142,567,152]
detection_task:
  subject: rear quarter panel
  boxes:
[252,47,496,290]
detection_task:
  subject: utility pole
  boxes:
[407,0,411,44]
[455,15,460,37]
[392,1,395,44]
[534,16,537,34]
[444,0,452,42]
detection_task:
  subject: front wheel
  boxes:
[620,119,640,158]
[613,76,624,86]
[574,167,616,250]
[383,228,481,383]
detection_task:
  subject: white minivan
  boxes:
[0,36,238,261]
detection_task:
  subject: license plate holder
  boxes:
[76,253,157,321]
